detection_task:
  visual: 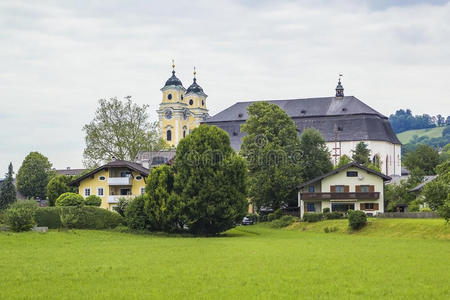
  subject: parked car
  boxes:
[242,217,254,225]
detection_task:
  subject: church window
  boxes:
[168,93,172,100]
[189,99,194,105]
[166,130,172,141]
[202,100,205,106]
[181,95,184,100]
[183,130,186,138]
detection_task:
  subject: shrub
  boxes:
[348,210,367,230]
[324,212,344,220]
[267,208,283,221]
[114,197,131,217]
[269,215,297,228]
[55,192,84,207]
[85,195,102,207]
[324,226,338,233]
[60,206,123,229]
[124,195,148,230]
[439,200,450,223]
[35,207,62,228]
[322,208,330,213]
[2,200,37,232]
[419,207,432,212]
[303,213,323,222]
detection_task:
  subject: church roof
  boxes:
[186,78,206,96]
[164,71,184,88]
[203,96,401,150]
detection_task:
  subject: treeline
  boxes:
[389,109,449,134]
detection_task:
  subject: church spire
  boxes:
[335,74,344,98]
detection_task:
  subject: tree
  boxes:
[145,165,184,232]
[0,163,17,210]
[336,155,352,168]
[85,195,102,206]
[82,96,168,168]
[421,161,450,211]
[299,128,333,181]
[404,144,440,175]
[16,152,54,199]
[240,102,303,209]
[352,142,371,165]
[175,125,248,235]
[46,175,76,206]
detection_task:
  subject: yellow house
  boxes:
[297,162,391,218]
[70,160,149,211]
[157,62,209,147]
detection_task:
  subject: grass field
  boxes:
[397,126,447,144]
[0,219,449,299]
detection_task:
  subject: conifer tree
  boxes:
[352,142,371,165]
[0,163,17,210]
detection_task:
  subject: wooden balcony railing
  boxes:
[300,192,380,200]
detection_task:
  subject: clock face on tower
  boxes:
[165,109,172,120]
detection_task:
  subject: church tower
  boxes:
[157,62,209,147]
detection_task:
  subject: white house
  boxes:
[297,162,391,218]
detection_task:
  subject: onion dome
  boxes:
[163,60,183,87]
[186,67,206,95]
[335,75,344,97]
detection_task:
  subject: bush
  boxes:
[114,197,131,217]
[303,213,323,222]
[267,208,283,221]
[55,192,84,207]
[35,207,62,228]
[348,210,367,230]
[419,207,432,212]
[324,226,338,233]
[439,200,450,223]
[324,212,344,220]
[269,215,297,228]
[60,206,123,229]
[322,208,330,213]
[85,195,102,207]
[2,200,37,232]
[124,195,148,230]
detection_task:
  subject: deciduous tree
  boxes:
[404,144,440,175]
[82,96,168,167]
[16,152,54,199]
[46,175,76,206]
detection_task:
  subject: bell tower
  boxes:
[157,60,187,147]
[185,67,209,131]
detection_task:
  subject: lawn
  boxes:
[0,220,449,299]
[397,126,447,144]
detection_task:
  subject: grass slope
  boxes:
[397,126,447,144]
[0,220,449,299]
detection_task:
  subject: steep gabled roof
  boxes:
[70,160,149,186]
[297,162,391,189]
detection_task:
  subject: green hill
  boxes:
[397,126,447,144]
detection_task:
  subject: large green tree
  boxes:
[16,152,54,199]
[46,175,77,206]
[83,96,168,168]
[404,144,440,175]
[352,142,371,165]
[174,125,248,235]
[422,161,450,211]
[299,128,333,181]
[0,163,17,210]
[240,102,303,209]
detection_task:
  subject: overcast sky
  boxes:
[1,0,450,173]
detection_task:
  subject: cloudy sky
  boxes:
[1,0,450,172]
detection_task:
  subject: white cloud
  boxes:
[0,0,449,172]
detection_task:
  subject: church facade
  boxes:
[203,80,402,176]
[157,63,209,147]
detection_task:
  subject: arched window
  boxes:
[166,130,172,141]
[183,126,187,138]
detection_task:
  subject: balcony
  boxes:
[107,177,132,186]
[301,192,380,200]
[107,195,135,204]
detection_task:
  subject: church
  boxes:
[158,65,401,176]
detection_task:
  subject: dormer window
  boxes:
[342,108,347,112]
[301,110,306,114]
[238,113,243,118]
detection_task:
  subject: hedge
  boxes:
[34,206,123,229]
[303,213,323,222]
[324,212,345,220]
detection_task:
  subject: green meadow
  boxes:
[397,126,447,144]
[0,219,449,299]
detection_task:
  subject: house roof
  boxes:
[409,175,438,192]
[55,168,86,176]
[203,96,401,150]
[70,160,150,186]
[297,162,392,189]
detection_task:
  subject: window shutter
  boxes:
[330,185,336,192]
[360,203,365,210]
[344,185,350,192]
[369,185,375,192]
[374,203,379,210]
[355,185,361,193]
